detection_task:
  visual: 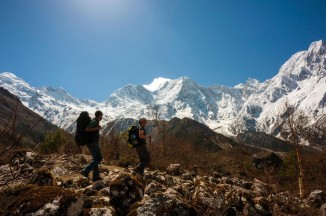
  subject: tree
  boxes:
[148,104,167,160]
[280,101,309,199]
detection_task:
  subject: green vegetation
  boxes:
[39,130,69,154]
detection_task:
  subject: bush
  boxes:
[39,130,69,154]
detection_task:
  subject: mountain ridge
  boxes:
[0,40,325,137]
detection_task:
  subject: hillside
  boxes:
[0,87,59,147]
[1,150,325,215]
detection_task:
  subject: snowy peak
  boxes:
[277,40,326,80]
[37,86,81,105]
[307,40,326,54]
[143,77,171,92]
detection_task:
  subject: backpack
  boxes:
[127,125,140,148]
[75,111,91,146]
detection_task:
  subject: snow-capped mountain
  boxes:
[0,40,325,136]
[230,40,326,134]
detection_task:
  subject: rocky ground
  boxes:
[0,153,325,216]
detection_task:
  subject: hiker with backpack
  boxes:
[80,110,104,181]
[133,118,151,176]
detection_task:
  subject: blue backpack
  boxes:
[127,125,140,148]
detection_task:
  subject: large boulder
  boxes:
[108,173,144,215]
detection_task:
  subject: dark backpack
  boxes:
[75,111,91,146]
[127,125,140,148]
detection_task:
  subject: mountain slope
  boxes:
[0,87,59,146]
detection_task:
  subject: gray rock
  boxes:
[308,190,326,208]
[92,180,106,191]
[131,191,198,216]
[166,163,181,175]
[320,203,326,216]
[89,207,115,216]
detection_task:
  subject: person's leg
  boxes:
[134,145,150,174]
[82,143,102,178]
[91,143,103,180]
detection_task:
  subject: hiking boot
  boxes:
[80,170,89,178]
[92,177,103,182]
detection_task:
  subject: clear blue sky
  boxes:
[1,0,325,101]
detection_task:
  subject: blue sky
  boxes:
[1,0,325,101]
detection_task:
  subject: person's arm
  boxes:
[139,129,150,139]
[85,126,101,132]
[85,120,102,132]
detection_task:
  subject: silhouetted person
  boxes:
[80,110,104,181]
[133,118,151,176]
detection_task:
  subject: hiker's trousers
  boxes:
[134,144,150,174]
[84,142,103,178]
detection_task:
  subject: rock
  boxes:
[182,172,192,180]
[252,152,283,170]
[76,177,91,188]
[238,180,253,190]
[145,182,159,195]
[67,197,84,216]
[1,185,81,216]
[320,203,326,216]
[83,187,98,196]
[99,188,111,196]
[30,168,55,186]
[308,190,326,208]
[166,164,181,175]
[99,197,111,206]
[89,207,115,216]
[108,173,144,215]
[130,191,198,216]
[19,163,34,176]
[165,174,174,186]
[64,179,74,188]
[51,166,67,176]
[251,178,270,196]
[223,207,239,216]
[253,197,271,215]
[192,180,225,213]
[92,180,106,191]
[190,165,199,176]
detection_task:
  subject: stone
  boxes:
[89,207,115,216]
[67,197,84,216]
[30,168,55,186]
[92,180,106,191]
[166,163,181,175]
[308,190,326,208]
[108,173,144,215]
[320,203,326,216]
[251,178,270,196]
[130,191,198,216]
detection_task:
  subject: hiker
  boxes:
[133,118,151,176]
[80,110,104,181]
